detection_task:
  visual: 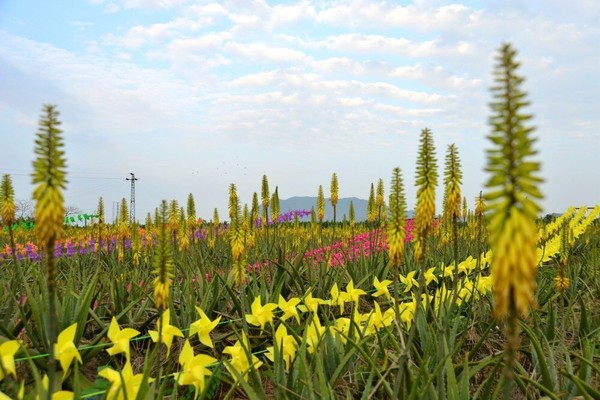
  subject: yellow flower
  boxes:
[490,209,538,318]
[223,332,262,382]
[331,317,351,344]
[37,375,74,400]
[298,291,329,314]
[245,296,278,330]
[476,276,493,296]
[305,315,326,354]
[54,323,82,375]
[432,284,451,312]
[0,340,20,380]
[364,302,393,336]
[153,281,170,311]
[372,276,392,300]
[385,300,416,329]
[456,278,475,305]
[98,361,149,400]
[106,317,140,361]
[442,262,455,280]
[149,309,184,356]
[277,295,301,324]
[329,283,349,313]
[424,267,439,286]
[189,307,221,348]
[400,271,419,292]
[265,324,298,370]
[554,276,570,291]
[345,280,366,308]
[177,339,217,399]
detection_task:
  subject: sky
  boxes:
[1,0,598,222]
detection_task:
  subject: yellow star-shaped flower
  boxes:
[177,339,217,399]
[223,332,262,382]
[265,324,298,370]
[330,283,349,313]
[149,309,184,356]
[372,276,392,300]
[189,307,221,348]
[400,271,419,292]
[331,317,351,344]
[442,263,455,281]
[245,296,278,330]
[278,295,301,323]
[37,375,74,400]
[54,323,82,375]
[106,317,140,361]
[424,267,439,286]
[364,302,393,336]
[98,361,150,400]
[0,339,20,380]
[345,280,366,307]
[298,291,329,314]
[305,315,326,354]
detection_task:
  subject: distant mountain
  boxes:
[279,196,415,222]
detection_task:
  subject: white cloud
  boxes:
[223,42,308,64]
[269,1,317,28]
[315,33,476,59]
[316,1,481,32]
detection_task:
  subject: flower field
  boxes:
[1,44,600,400]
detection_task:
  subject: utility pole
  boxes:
[126,173,138,224]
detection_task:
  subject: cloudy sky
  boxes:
[1,0,598,221]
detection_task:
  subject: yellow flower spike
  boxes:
[152,200,174,310]
[54,323,82,375]
[0,174,16,227]
[424,267,438,286]
[265,324,298,371]
[485,43,543,343]
[399,271,419,292]
[149,309,184,357]
[223,332,262,382]
[98,361,150,400]
[177,339,217,399]
[388,167,407,269]
[106,317,140,361]
[413,128,438,263]
[372,276,393,300]
[189,307,221,348]
[345,280,366,308]
[277,296,301,324]
[0,340,20,380]
[245,296,278,330]
[554,276,570,291]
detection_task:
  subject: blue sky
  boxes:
[1,0,598,221]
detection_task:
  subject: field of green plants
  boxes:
[1,44,599,400]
